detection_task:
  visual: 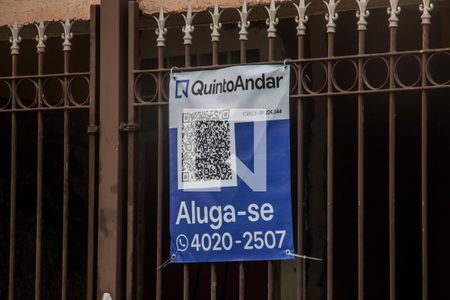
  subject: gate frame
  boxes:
[99,0,450,299]
[97,0,129,299]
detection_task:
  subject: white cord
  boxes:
[285,250,323,262]
[156,254,177,271]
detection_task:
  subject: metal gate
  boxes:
[126,0,450,300]
[0,6,99,300]
[2,0,450,299]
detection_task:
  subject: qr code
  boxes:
[180,109,236,187]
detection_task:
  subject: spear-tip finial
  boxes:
[154,3,169,47]
[8,15,22,55]
[265,0,280,38]
[323,0,341,33]
[60,8,74,51]
[209,0,223,42]
[182,0,197,45]
[387,0,401,28]
[356,0,370,31]
[238,0,253,41]
[294,0,310,36]
[419,0,433,25]
[35,8,48,53]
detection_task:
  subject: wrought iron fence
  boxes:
[1,0,450,299]
[0,5,99,300]
[127,0,450,299]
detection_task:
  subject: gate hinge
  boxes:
[87,125,99,135]
[119,122,140,132]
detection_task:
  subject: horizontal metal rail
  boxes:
[133,47,450,74]
[0,71,91,81]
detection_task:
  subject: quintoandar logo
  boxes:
[175,80,190,99]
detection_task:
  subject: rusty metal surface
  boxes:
[8,47,18,300]
[87,6,100,300]
[296,8,306,297]
[35,42,44,300]
[388,25,397,300]
[127,3,139,300]
[357,2,368,298]
[97,0,128,298]
[421,4,431,298]
[326,31,334,300]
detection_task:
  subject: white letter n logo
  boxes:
[236,121,267,192]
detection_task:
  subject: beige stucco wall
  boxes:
[0,0,277,27]
[140,0,285,15]
[0,0,444,27]
[0,0,100,26]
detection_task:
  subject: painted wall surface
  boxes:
[0,0,279,27]
[0,0,100,26]
[0,0,441,27]
[139,0,286,14]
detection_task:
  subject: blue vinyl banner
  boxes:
[169,65,294,263]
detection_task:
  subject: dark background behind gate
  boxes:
[1,1,450,299]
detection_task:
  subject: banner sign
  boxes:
[169,65,294,263]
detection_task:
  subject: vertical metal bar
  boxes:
[98,0,128,298]
[212,42,218,67]
[154,7,169,300]
[420,2,431,298]
[87,6,100,300]
[185,44,191,68]
[240,40,246,64]
[357,10,368,300]
[294,3,310,298]
[181,5,197,298]
[183,25,192,300]
[239,18,247,300]
[156,43,165,300]
[267,19,275,300]
[388,9,399,299]
[238,49,246,300]
[8,48,18,300]
[35,44,44,300]
[239,262,245,300]
[297,33,305,300]
[211,263,217,300]
[326,30,334,300]
[293,4,312,299]
[62,38,71,300]
[388,29,397,300]
[126,3,138,300]
[211,36,219,300]
[208,3,221,295]
[268,39,274,62]
[323,4,339,299]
